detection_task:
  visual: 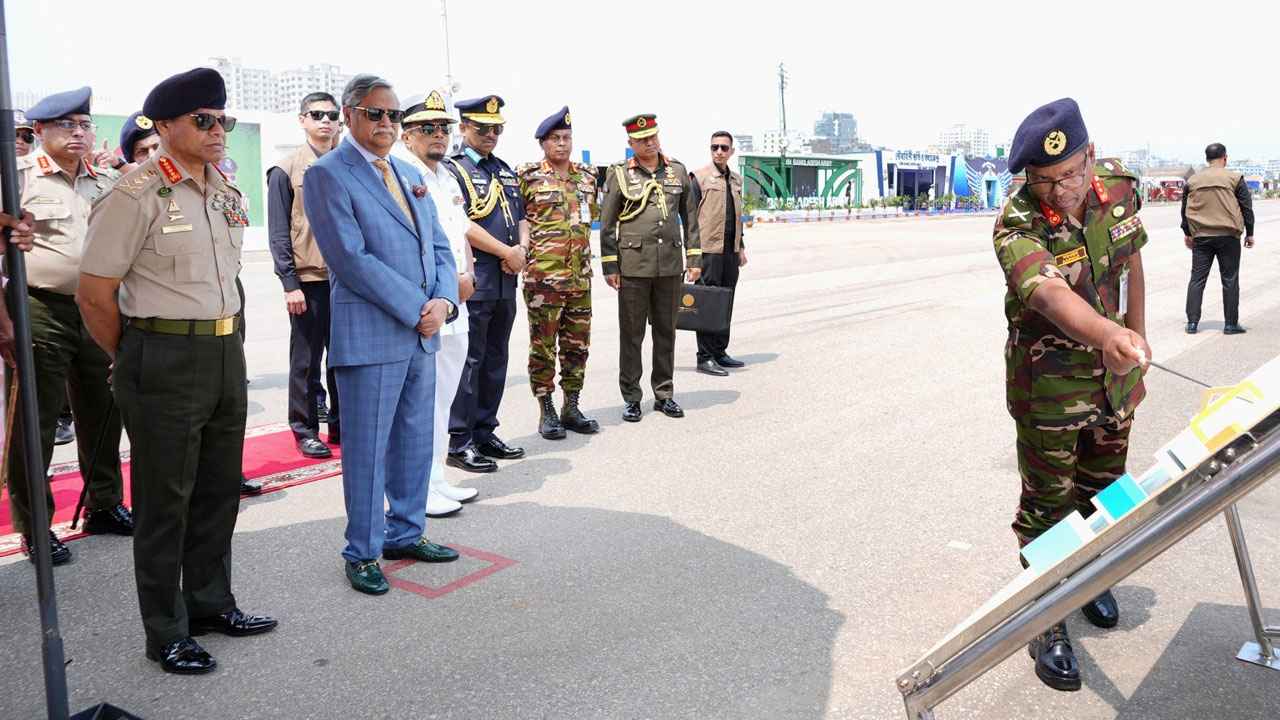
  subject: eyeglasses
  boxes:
[1025,156,1090,194]
[189,113,237,132]
[469,123,503,137]
[16,129,34,143]
[352,106,405,124]
[710,143,732,152]
[304,110,340,122]
[408,123,451,137]
[51,119,97,133]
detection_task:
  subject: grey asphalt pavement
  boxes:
[3,201,1279,719]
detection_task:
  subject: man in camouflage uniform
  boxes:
[518,106,599,439]
[994,98,1151,692]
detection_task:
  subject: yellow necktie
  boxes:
[373,158,414,225]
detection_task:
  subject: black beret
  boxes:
[119,112,157,163]
[535,106,571,140]
[27,87,92,121]
[1008,97,1088,174]
[143,68,226,121]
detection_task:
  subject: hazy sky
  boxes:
[10,1,1276,166]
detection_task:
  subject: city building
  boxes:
[210,57,352,113]
[757,129,812,155]
[936,123,991,158]
[733,134,754,152]
[812,111,864,154]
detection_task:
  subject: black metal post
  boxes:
[0,2,72,718]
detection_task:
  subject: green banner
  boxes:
[94,114,265,227]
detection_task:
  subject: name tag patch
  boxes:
[1055,246,1087,267]
[1109,216,1143,242]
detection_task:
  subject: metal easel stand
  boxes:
[1223,503,1280,670]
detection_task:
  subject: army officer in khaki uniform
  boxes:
[78,68,276,676]
[599,114,701,422]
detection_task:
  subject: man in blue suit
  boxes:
[303,75,461,595]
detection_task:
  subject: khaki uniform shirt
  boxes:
[599,154,701,278]
[15,149,117,295]
[82,153,245,320]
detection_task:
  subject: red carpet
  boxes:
[0,423,341,558]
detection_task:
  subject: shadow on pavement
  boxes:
[0,501,844,719]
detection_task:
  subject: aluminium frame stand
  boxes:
[1224,503,1280,671]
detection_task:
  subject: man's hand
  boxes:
[1245,235,1255,249]
[418,298,449,338]
[284,289,307,315]
[501,245,526,274]
[1102,326,1149,376]
[1184,235,1193,249]
[605,274,621,290]
[1,210,35,252]
[0,306,14,367]
[686,267,701,283]
[738,248,748,267]
[91,140,115,169]
[458,272,476,303]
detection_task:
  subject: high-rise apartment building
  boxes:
[210,57,352,113]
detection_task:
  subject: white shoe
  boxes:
[436,481,479,503]
[426,487,462,517]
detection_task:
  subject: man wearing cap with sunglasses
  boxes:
[268,91,342,460]
[600,114,701,422]
[993,97,1150,693]
[79,68,276,675]
[4,86,133,568]
[444,95,527,473]
[15,109,34,156]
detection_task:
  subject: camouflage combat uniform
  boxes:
[993,159,1148,547]
[517,160,599,397]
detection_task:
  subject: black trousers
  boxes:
[114,326,246,650]
[695,248,741,363]
[618,274,680,402]
[449,298,516,450]
[1186,235,1241,325]
[288,281,338,438]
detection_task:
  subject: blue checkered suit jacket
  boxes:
[303,139,459,367]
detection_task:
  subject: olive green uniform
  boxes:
[599,155,701,402]
[81,152,247,651]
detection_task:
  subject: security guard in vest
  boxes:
[993,98,1149,692]
[78,68,276,675]
[5,86,132,568]
[444,95,527,472]
[600,114,701,422]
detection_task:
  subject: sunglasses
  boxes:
[408,123,451,137]
[711,144,732,152]
[305,110,340,122]
[16,129,34,143]
[189,113,237,132]
[469,123,503,137]
[352,106,405,124]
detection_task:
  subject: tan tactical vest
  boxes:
[1185,165,1245,238]
[272,145,328,282]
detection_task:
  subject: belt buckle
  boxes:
[215,317,234,336]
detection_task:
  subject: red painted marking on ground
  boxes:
[384,545,517,599]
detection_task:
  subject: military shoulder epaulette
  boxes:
[573,161,596,176]
[14,154,35,171]
[665,156,685,170]
[515,161,539,176]
[113,165,162,198]
[998,191,1037,231]
[1096,157,1137,181]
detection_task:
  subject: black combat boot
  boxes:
[560,391,599,434]
[538,395,566,440]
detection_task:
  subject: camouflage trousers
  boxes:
[524,286,591,397]
[1012,414,1133,548]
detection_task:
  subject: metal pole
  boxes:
[903,428,1280,718]
[0,2,72,718]
[1223,504,1280,669]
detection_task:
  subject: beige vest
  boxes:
[272,145,328,282]
[693,164,743,254]
[1185,165,1245,238]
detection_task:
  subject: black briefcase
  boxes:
[675,283,732,333]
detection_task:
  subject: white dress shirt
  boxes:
[410,154,471,334]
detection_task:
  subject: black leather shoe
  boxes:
[296,436,333,459]
[1080,589,1120,629]
[316,400,330,423]
[54,414,74,446]
[147,637,216,675]
[697,359,729,376]
[622,401,642,423]
[346,560,390,595]
[1224,323,1247,335]
[1027,622,1081,692]
[537,395,566,440]
[82,503,134,536]
[447,446,497,473]
[327,424,340,446]
[1185,322,1198,334]
[191,608,278,637]
[22,530,72,565]
[653,398,685,418]
[240,476,263,496]
[715,354,745,368]
[477,436,525,460]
